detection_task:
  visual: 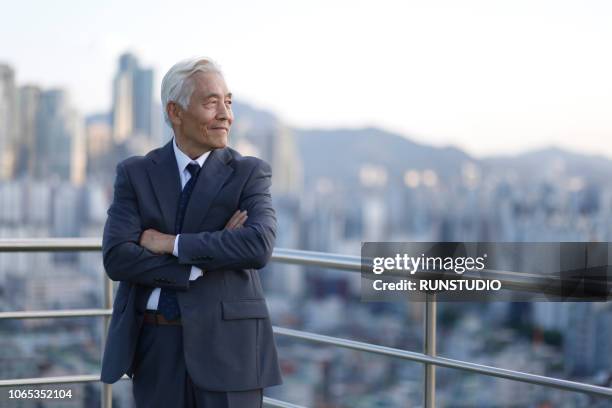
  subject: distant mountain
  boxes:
[293,127,473,188]
[293,127,612,189]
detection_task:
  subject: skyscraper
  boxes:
[111,52,155,144]
[16,85,41,177]
[133,66,153,136]
[0,64,17,180]
[35,89,86,184]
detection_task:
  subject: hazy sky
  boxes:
[2,0,611,158]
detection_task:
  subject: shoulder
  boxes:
[116,143,166,172]
[223,146,272,174]
[112,156,146,185]
[113,144,164,182]
[116,155,146,170]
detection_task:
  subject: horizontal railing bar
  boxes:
[0,309,111,320]
[273,326,612,398]
[2,239,607,297]
[263,397,307,408]
[273,249,611,297]
[0,374,109,387]
[0,238,102,252]
[272,248,363,271]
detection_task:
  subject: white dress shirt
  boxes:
[145,138,210,310]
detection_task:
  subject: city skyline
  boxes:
[2,55,612,166]
[1,47,611,408]
[2,0,611,159]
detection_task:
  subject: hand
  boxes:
[139,228,175,255]
[225,210,248,229]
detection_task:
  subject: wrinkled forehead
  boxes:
[189,71,230,98]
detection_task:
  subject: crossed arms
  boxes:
[102,159,277,291]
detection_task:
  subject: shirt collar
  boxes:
[172,137,211,173]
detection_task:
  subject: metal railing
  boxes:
[0,239,611,408]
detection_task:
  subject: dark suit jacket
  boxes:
[100,140,283,391]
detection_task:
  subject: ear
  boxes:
[167,102,183,126]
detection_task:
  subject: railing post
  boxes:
[423,293,437,408]
[101,277,113,408]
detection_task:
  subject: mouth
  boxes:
[211,127,229,132]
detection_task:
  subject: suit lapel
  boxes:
[147,140,181,234]
[181,147,234,233]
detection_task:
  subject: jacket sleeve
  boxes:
[177,159,277,271]
[102,161,192,290]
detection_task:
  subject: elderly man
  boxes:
[100,57,282,407]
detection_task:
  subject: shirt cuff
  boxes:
[176,235,204,280]
[173,234,180,257]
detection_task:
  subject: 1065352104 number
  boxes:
[8,389,72,399]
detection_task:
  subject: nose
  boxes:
[217,102,232,123]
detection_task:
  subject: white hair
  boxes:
[160,56,223,126]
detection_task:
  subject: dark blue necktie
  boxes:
[158,162,201,321]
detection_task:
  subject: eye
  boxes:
[225,100,232,105]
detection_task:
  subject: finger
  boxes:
[225,212,240,228]
[231,210,247,225]
[232,210,243,224]
[240,210,248,222]
[231,210,244,224]
[233,210,247,224]
[236,213,248,228]
[226,212,243,229]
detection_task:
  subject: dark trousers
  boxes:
[131,321,263,408]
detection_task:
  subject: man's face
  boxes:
[173,71,233,155]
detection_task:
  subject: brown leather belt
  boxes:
[143,311,182,325]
